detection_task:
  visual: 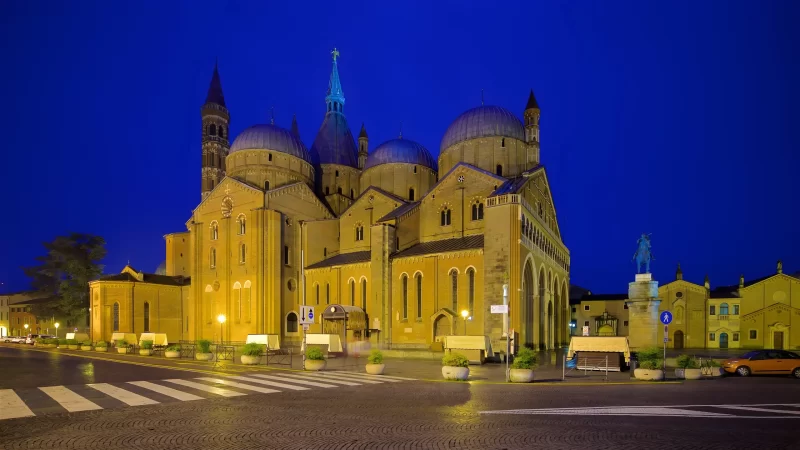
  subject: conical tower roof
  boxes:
[205,62,226,107]
[525,89,539,110]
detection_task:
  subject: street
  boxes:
[1,345,799,449]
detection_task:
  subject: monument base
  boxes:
[626,273,661,351]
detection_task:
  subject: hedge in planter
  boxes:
[45,338,60,348]
[66,339,79,350]
[442,352,470,380]
[95,341,108,352]
[81,340,93,351]
[57,338,68,348]
[241,343,265,365]
[510,347,539,382]
[366,349,385,375]
[140,340,154,356]
[195,339,213,361]
[305,347,327,371]
[701,358,724,377]
[675,354,702,380]
[634,347,664,381]
[164,345,181,358]
[116,340,130,354]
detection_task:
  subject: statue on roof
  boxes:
[632,233,654,274]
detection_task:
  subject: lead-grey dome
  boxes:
[440,105,525,152]
[230,124,311,163]
[154,261,166,275]
[364,138,437,171]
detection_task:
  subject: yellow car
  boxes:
[722,350,800,378]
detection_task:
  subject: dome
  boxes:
[440,105,525,152]
[230,124,311,163]
[310,113,359,167]
[364,138,437,171]
[154,261,166,275]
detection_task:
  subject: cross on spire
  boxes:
[331,48,340,62]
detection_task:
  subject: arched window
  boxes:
[675,305,684,324]
[237,215,246,235]
[268,153,273,162]
[326,283,330,304]
[243,280,252,322]
[143,302,150,332]
[337,187,342,194]
[450,269,458,311]
[315,284,320,305]
[501,138,505,148]
[402,275,408,319]
[287,313,298,333]
[264,180,270,191]
[416,274,423,319]
[350,279,355,306]
[496,165,503,176]
[350,189,355,198]
[471,202,484,221]
[440,208,451,226]
[239,243,246,263]
[284,246,290,265]
[210,248,216,268]
[325,186,330,195]
[219,126,225,139]
[323,247,327,257]
[361,279,368,311]
[233,282,242,321]
[211,223,218,240]
[720,303,729,315]
[409,188,415,201]
[355,226,364,241]
[112,302,119,331]
[335,170,339,177]
[467,268,475,314]
[209,124,216,136]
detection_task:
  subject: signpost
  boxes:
[300,304,315,370]
[659,311,672,375]
[502,285,510,382]
[582,326,590,337]
[491,304,508,314]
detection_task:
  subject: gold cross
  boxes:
[224,185,231,195]
[331,48,340,61]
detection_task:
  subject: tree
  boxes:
[24,233,106,324]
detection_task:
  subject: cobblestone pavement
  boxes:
[1,371,798,449]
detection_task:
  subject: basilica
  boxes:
[89,51,571,354]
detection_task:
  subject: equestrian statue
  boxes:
[632,233,654,274]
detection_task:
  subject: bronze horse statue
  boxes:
[632,233,654,274]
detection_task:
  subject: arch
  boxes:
[675,305,685,324]
[239,243,246,263]
[538,267,546,349]
[415,272,423,319]
[522,259,535,348]
[219,126,225,139]
[210,221,219,240]
[361,278,368,311]
[326,283,330,304]
[412,270,424,279]
[433,313,452,342]
[449,268,458,312]
[719,332,729,349]
[243,281,252,322]
[560,280,568,345]
[496,165,503,176]
[205,284,213,293]
[674,330,684,349]
[112,302,120,332]
[440,208,451,226]
[466,267,476,315]
[264,180,270,191]
[409,187,415,201]
[210,248,216,268]
[209,124,217,136]
[286,312,298,333]
[143,302,150,332]
[720,303,729,315]
[233,281,242,289]
[237,214,246,235]
[471,202,484,220]
[233,282,242,321]
[547,300,554,348]
[243,280,251,288]
[350,279,356,306]
[402,274,409,319]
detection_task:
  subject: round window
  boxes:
[676,292,683,298]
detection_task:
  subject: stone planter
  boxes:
[67,345,79,350]
[702,367,724,377]
[139,349,152,356]
[634,368,664,381]
[47,344,57,349]
[442,366,470,381]
[195,352,213,361]
[117,347,129,354]
[674,368,685,379]
[305,359,326,371]
[684,368,703,380]
[241,355,261,365]
[95,347,108,352]
[165,350,180,358]
[366,363,385,375]
[509,368,535,383]
[81,345,93,351]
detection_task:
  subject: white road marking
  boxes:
[249,374,338,388]
[717,405,800,415]
[39,386,103,412]
[224,375,311,390]
[127,381,203,401]
[87,383,160,406]
[0,389,35,420]
[277,373,363,386]
[481,403,800,419]
[194,377,279,394]
[336,371,416,381]
[163,379,246,397]
[299,372,383,384]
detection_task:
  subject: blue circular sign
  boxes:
[660,311,673,325]
[308,310,314,320]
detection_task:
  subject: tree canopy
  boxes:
[23,233,106,323]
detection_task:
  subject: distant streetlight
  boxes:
[54,322,60,338]
[217,314,226,344]
[24,323,29,334]
[461,310,469,335]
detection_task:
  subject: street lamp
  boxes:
[54,322,60,338]
[217,314,226,344]
[461,309,469,335]
[24,323,29,335]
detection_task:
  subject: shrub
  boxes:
[676,354,699,369]
[34,337,46,344]
[141,340,153,350]
[196,339,212,353]
[511,347,539,370]
[82,340,92,346]
[66,339,78,346]
[58,338,68,345]
[166,344,180,352]
[116,339,129,348]
[242,343,265,357]
[95,340,108,348]
[306,347,325,361]
[46,338,60,345]
[442,352,469,368]
[637,347,663,370]
[367,349,384,365]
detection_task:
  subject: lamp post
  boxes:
[54,322,60,338]
[461,310,469,335]
[217,314,226,345]
[24,323,29,336]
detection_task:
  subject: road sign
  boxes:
[491,305,508,314]
[303,324,310,331]
[664,324,668,339]
[659,311,673,325]
[582,326,589,336]
[300,306,315,325]
[664,338,668,343]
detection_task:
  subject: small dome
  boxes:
[440,105,525,152]
[364,138,437,171]
[231,124,311,163]
[154,261,166,275]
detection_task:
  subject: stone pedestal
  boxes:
[626,273,661,351]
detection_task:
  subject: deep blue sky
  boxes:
[1,0,797,294]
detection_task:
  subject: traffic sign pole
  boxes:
[659,311,672,379]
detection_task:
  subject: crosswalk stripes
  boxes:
[0,369,417,421]
[336,371,418,381]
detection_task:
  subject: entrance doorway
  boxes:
[674,330,684,349]
[719,332,729,349]
[774,331,784,349]
[433,315,451,342]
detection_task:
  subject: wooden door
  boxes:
[774,331,784,350]
[719,333,729,349]
[434,315,451,342]
[673,330,684,350]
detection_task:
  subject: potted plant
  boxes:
[195,339,213,361]
[509,347,539,382]
[81,340,93,351]
[675,354,701,379]
[366,349,385,375]
[46,338,59,348]
[116,339,129,354]
[66,339,79,350]
[701,358,724,377]
[241,343,264,365]
[305,347,326,371]
[164,344,181,358]
[442,352,470,380]
[95,341,108,352]
[633,347,664,381]
[139,340,153,356]
[57,338,68,349]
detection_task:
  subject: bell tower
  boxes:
[523,89,540,145]
[201,61,230,199]
[358,123,368,169]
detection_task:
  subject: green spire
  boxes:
[325,48,345,113]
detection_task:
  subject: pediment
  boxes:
[265,182,335,220]
[421,163,505,205]
[741,302,800,321]
[341,186,406,216]
[193,176,263,217]
[659,280,707,295]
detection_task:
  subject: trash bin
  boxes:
[629,352,638,372]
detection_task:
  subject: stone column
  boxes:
[626,273,661,351]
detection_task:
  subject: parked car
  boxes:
[722,350,800,378]
[11,336,26,343]
[25,334,55,345]
[2,336,17,343]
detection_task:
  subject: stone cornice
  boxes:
[391,248,483,263]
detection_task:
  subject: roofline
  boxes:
[419,162,505,205]
[338,186,407,217]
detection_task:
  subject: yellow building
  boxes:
[91,52,571,354]
[571,262,800,350]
